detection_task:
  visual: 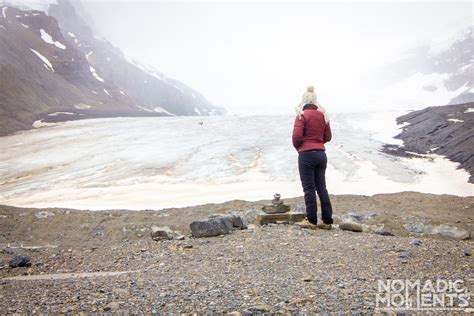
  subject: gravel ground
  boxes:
[0,192,473,314]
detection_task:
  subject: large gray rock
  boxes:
[209,214,246,229]
[9,255,31,268]
[190,215,245,238]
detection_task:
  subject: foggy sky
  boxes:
[82,1,472,114]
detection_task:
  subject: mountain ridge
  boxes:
[0,1,225,136]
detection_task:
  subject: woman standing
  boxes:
[292,86,333,228]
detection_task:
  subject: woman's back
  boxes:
[292,104,332,152]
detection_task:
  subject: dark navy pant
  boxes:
[298,150,333,224]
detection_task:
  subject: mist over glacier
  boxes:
[1,113,472,210]
[80,1,472,114]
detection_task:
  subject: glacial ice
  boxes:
[0,112,472,210]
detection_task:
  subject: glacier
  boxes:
[0,112,472,210]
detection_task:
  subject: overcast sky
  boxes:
[80,1,472,114]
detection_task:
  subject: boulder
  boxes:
[150,226,174,241]
[209,214,246,229]
[339,222,363,232]
[9,254,31,268]
[190,216,242,238]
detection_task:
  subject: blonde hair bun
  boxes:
[307,85,314,93]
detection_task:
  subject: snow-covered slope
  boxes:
[370,27,473,108]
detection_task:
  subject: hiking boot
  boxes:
[317,223,332,230]
[296,219,318,230]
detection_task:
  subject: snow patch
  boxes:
[21,23,29,28]
[74,104,92,110]
[136,105,153,113]
[154,107,175,116]
[103,88,111,97]
[464,108,474,113]
[2,7,7,19]
[67,32,76,38]
[30,48,54,72]
[448,119,464,123]
[48,112,84,116]
[86,51,93,60]
[40,29,66,49]
[194,108,201,115]
[89,66,104,82]
[119,90,125,95]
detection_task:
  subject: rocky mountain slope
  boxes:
[384,102,474,183]
[0,1,224,136]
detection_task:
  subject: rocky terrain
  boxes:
[0,0,224,136]
[0,192,472,313]
[384,102,474,183]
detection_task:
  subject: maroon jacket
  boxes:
[292,105,332,152]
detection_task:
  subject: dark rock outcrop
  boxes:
[384,102,474,183]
